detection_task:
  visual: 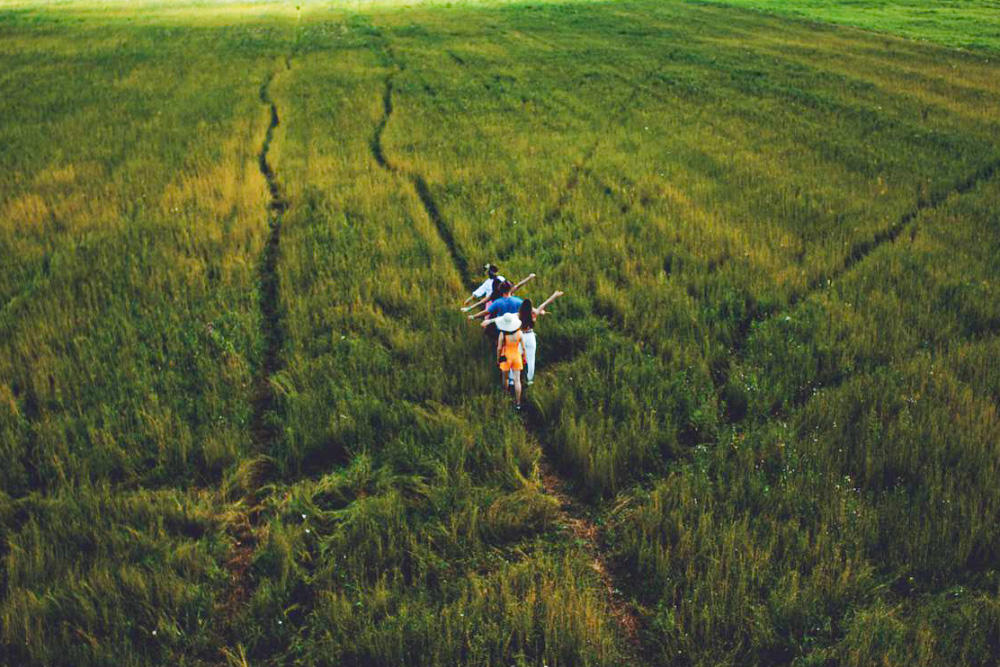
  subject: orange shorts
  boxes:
[500,355,524,372]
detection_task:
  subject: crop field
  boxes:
[1,0,999,666]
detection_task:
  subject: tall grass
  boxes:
[609,174,1000,665]
[1,14,295,666]
[378,0,1000,496]
[349,3,1000,664]
[0,20,295,493]
[699,0,1000,52]
[1,485,229,667]
[2,1,1000,665]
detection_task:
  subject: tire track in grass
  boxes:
[252,67,289,457]
[370,51,471,285]
[720,156,1000,419]
[218,62,291,660]
[542,74,652,225]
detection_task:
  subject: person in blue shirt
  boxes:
[466,274,534,321]
[487,283,523,318]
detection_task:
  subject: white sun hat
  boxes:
[494,312,522,332]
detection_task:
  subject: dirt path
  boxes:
[534,445,651,665]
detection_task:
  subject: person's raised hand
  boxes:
[554,290,564,297]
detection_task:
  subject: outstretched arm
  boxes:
[510,273,536,294]
[534,290,564,315]
[461,293,490,313]
[463,284,486,307]
[468,307,490,320]
[463,277,495,307]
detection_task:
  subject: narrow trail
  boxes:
[510,65,660,664]
[513,70,651,638]
[369,37,651,664]
[252,70,289,445]
[798,158,1000,306]
[531,431,651,665]
[370,77,394,170]
[217,63,291,659]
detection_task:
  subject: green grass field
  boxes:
[701,0,1000,52]
[2,1,999,665]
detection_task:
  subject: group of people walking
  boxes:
[461,264,564,410]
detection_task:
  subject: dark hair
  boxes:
[487,263,499,278]
[498,280,513,296]
[489,277,503,300]
[519,299,535,330]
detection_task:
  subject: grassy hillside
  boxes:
[1,1,998,666]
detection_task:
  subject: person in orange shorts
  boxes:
[494,312,526,410]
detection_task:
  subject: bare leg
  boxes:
[513,370,522,406]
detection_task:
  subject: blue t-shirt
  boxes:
[487,296,523,318]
